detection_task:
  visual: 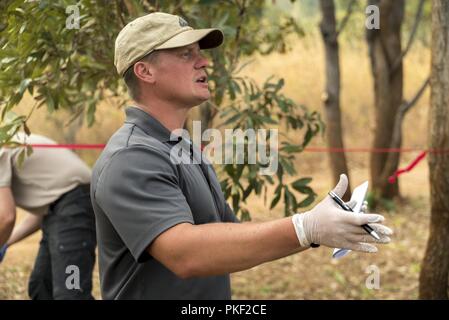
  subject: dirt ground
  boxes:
[0,162,430,300]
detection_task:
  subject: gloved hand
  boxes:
[292,174,393,253]
[0,245,7,263]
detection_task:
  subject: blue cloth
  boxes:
[0,245,7,263]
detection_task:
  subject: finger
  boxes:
[344,212,385,226]
[352,223,393,236]
[343,224,370,235]
[341,241,378,253]
[346,233,391,244]
[331,174,348,198]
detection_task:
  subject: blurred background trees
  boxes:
[318,0,356,200]
[366,0,406,200]
[366,0,430,204]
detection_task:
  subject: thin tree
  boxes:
[319,0,356,200]
[366,0,427,202]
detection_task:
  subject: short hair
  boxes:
[123,51,159,102]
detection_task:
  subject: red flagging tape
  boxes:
[28,144,106,149]
[387,151,427,184]
[21,144,432,152]
[303,147,425,153]
[9,144,440,183]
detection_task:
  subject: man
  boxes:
[0,133,96,299]
[91,12,392,300]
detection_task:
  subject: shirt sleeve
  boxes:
[94,146,194,262]
[0,148,13,187]
[223,202,240,223]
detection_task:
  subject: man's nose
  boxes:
[195,54,209,69]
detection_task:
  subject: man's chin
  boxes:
[196,94,211,104]
[187,97,210,109]
[186,91,211,107]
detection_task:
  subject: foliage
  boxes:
[0,0,323,219]
[219,76,323,218]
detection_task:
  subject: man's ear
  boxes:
[134,61,156,84]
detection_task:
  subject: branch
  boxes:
[115,0,126,27]
[379,76,430,182]
[123,0,139,15]
[391,0,425,75]
[234,0,247,44]
[336,0,357,37]
[229,0,247,71]
[172,0,185,15]
[400,76,430,115]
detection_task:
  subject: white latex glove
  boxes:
[292,174,393,253]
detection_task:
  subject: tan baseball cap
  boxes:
[114,12,224,76]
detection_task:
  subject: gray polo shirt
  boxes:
[91,106,238,300]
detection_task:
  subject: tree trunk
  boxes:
[419,0,449,300]
[366,0,404,200]
[319,0,351,200]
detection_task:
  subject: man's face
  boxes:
[152,43,210,108]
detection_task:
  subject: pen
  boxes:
[328,191,381,240]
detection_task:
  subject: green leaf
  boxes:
[23,122,31,136]
[18,78,31,96]
[297,194,316,208]
[242,183,254,200]
[232,193,240,214]
[284,186,294,216]
[270,188,282,209]
[294,185,314,195]
[303,124,316,147]
[291,177,312,192]
[26,145,33,157]
[258,115,278,124]
[235,164,244,180]
[223,113,241,125]
[87,100,96,127]
[224,164,235,177]
[16,148,26,167]
[240,208,251,222]
[46,93,55,113]
[280,159,296,176]
[281,143,303,153]
[275,78,285,91]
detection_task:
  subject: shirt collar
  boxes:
[124,106,176,143]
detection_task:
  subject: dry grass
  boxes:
[0,36,432,299]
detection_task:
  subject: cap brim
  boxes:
[155,28,223,50]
